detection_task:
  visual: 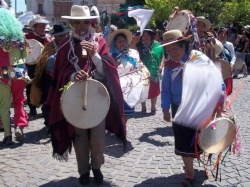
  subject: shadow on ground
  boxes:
[39,176,114,187]
[135,170,211,187]
[105,131,134,158]
[138,126,174,147]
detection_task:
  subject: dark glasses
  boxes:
[71,20,90,25]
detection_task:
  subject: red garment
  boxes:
[148,79,160,99]
[25,32,51,45]
[224,77,233,96]
[46,35,126,156]
[0,48,10,66]
[10,79,28,128]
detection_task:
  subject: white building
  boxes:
[25,0,125,25]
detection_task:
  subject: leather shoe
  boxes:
[79,172,90,185]
[92,169,103,184]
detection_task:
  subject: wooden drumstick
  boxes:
[82,80,88,110]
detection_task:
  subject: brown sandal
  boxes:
[180,178,194,187]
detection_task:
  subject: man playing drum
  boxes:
[46,5,126,185]
[25,15,52,116]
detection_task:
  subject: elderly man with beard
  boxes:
[46,5,126,185]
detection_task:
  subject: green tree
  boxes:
[144,0,250,29]
[219,0,250,27]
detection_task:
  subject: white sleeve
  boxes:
[225,42,236,65]
[91,52,104,76]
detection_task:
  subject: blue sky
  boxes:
[11,0,26,13]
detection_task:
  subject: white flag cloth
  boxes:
[18,11,35,26]
[128,9,154,34]
[0,0,8,8]
[173,50,223,130]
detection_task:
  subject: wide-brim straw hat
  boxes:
[49,24,71,36]
[29,15,49,29]
[196,16,212,31]
[107,29,132,47]
[61,5,99,20]
[159,29,191,47]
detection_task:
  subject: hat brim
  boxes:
[196,18,212,31]
[61,15,99,20]
[143,29,156,35]
[107,29,132,47]
[159,35,192,47]
[49,28,71,36]
[29,20,50,30]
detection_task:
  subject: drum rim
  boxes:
[24,39,43,65]
[168,10,191,35]
[60,79,110,129]
[198,117,236,154]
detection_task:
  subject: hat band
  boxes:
[162,36,184,44]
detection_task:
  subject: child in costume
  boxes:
[0,6,29,144]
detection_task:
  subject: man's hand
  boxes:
[80,41,96,57]
[74,70,89,81]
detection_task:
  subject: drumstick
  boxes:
[82,80,88,110]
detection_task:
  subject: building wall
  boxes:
[26,0,125,25]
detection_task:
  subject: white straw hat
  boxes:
[61,5,99,20]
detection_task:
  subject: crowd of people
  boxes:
[0,2,248,187]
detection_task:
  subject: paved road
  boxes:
[0,75,250,187]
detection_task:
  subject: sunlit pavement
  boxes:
[0,75,250,187]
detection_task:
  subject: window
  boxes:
[37,3,43,15]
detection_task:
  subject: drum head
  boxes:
[168,10,191,35]
[219,59,231,80]
[199,117,236,154]
[61,79,110,129]
[24,39,43,65]
[234,57,245,70]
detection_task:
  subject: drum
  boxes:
[61,79,110,129]
[219,59,232,80]
[234,56,245,70]
[24,39,43,65]
[166,10,191,35]
[199,117,236,154]
[119,66,150,108]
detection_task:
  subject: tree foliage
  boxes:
[144,0,250,29]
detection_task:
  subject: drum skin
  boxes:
[167,10,191,35]
[199,117,236,154]
[24,39,43,65]
[234,57,245,70]
[219,59,232,80]
[61,79,110,129]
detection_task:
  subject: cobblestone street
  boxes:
[0,76,250,187]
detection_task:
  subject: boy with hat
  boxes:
[31,24,70,129]
[25,15,52,116]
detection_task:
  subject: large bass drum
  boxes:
[61,79,110,129]
[199,117,236,154]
